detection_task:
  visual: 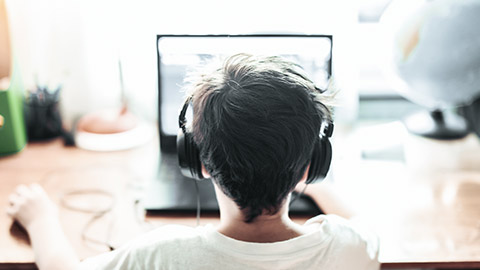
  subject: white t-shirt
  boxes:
[79,215,379,270]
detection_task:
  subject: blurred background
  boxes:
[1,0,480,169]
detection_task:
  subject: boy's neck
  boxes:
[213,184,307,243]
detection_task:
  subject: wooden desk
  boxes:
[332,123,480,269]
[1,137,480,269]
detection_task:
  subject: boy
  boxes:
[7,54,379,269]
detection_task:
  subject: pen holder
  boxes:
[25,85,63,141]
[0,64,27,155]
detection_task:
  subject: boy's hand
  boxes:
[7,184,80,270]
[6,184,58,232]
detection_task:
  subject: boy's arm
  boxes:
[6,184,80,270]
[295,181,354,219]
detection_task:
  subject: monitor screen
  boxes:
[157,35,332,141]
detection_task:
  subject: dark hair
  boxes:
[186,54,332,222]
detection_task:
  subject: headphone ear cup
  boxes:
[306,137,332,184]
[319,138,332,178]
[177,130,203,180]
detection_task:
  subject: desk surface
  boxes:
[1,135,480,269]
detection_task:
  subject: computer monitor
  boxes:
[157,34,333,152]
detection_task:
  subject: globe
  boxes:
[381,0,480,139]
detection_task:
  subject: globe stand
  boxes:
[403,109,469,140]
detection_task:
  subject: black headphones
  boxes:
[177,96,334,183]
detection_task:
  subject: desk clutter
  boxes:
[1,81,155,153]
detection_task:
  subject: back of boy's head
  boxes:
[186,54,332,223]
